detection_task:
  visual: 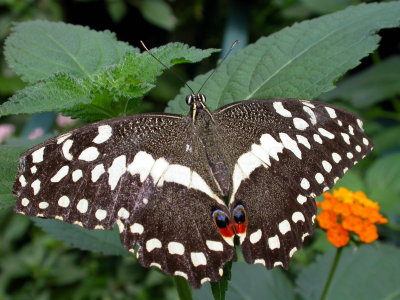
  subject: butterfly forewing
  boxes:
[214,98,373,268]
[13,113,236,288]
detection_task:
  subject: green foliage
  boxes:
[195,263,296,300]
[137,0,177,31]
[0,145,27,210]
[1,21,218,120]
[32,218,129,256]
[4,20,132,83]
[166,2,400,115]
[321,56,400,108]
[296,243,400,300]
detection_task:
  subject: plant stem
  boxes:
[320,247,343,300]
[174,276,193,300]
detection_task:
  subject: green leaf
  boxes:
[296,243,400,300]
[0,145,26,210]
[137,0,177,31]
[174,276,193,300]
[0,42,218,120]
[371,126,400,155]
[368,187,400,215]
[32,218,129,256]
[210,261,232,300]
[0,73,91,117]
[366,152,400,194]
[167,2,400,115]
[300,0,359,14]
[4,20,133,83]
[332,169,366,192]
[194,263,295,300]
[320,56,400,108]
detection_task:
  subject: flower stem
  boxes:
[320,247,343,300]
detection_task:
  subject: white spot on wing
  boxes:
[39,201,48,209]
[206,240,224,251]
[273,101,292,117]
[293,117,309,130]
[79,147,100,162]
[274,261,283,267]
[268,235,280,250]
[32,147,45,163]
[31,166,37,174]
[325,107,337,118]
[201,277,211,284]
[313,134,323,144]
[318,128,335,139]
[130,223,144,234]
[146,238,162,252]
[168,242,185,255]
[297,194,307,204]
[77,199,88,213]
[237,152,262,177]
[72,169,83,182]
[58,196,70,207]
[278,220,291,235]
[289,247,298,257]
[357,119,363,130]
[62,140,74,160]
[322,160,332,172]
[260,134,284,161]
[95,209,107,221]
[341,132,351,144]
[21,198,30,206]
[363,138,369,145]
[355,145,361,152]
[296,135,311,149]
[254,259,266,266]
[302,101,315,108]
[57,133,72,144]
[303,106,316,125]
[315,173,324,184]
[117,207,130,219]
[332,152,341,163]
[292,212,305,223]
[348,125,354,135]
[191,252,207,267]
[51,165,69,182]
[249,229,262,244]
[19,175,27,187]
[347,152,353,159]
[108,155,126,190]
[31,179,41,195]
[127,151,155,182]
[174,271,188,280]
[159,164,190,187]
[91,164,105,182]
[150,157,169,185]
[300,178,310,190]
[93,125,112,144]
[280,133,302,159]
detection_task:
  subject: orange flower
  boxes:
[317,210,337,230]
[327,224,349,247]
[317,187,387,247]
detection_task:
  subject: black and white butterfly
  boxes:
[13,91,372,287]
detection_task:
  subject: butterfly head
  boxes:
[186,94,206,107]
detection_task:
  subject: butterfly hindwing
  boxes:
[214,98,373,268]
[13,114,236,288]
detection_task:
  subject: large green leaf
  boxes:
[4,20,133,83]
[32,218,129,256]
[366,152,400,194]
[371,125,400,155]
[0,41,219,120]
[194,263,295,300]
[0,146,26,210]
[320,55,400,108]
[166,2,400,115]
[137,0,177,31]
[0,73,91,117]
[296,243,400,300]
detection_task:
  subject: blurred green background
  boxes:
[0,1,399,299]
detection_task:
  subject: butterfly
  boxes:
[13,90,373,288]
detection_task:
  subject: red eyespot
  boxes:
[232,204,247,235]
[212,210,234,238]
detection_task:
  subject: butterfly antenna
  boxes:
[140,41,195,94]
[197,40,240,94]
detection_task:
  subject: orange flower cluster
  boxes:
[317,187,388,247]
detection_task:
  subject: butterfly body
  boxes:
[13,96,373,288]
